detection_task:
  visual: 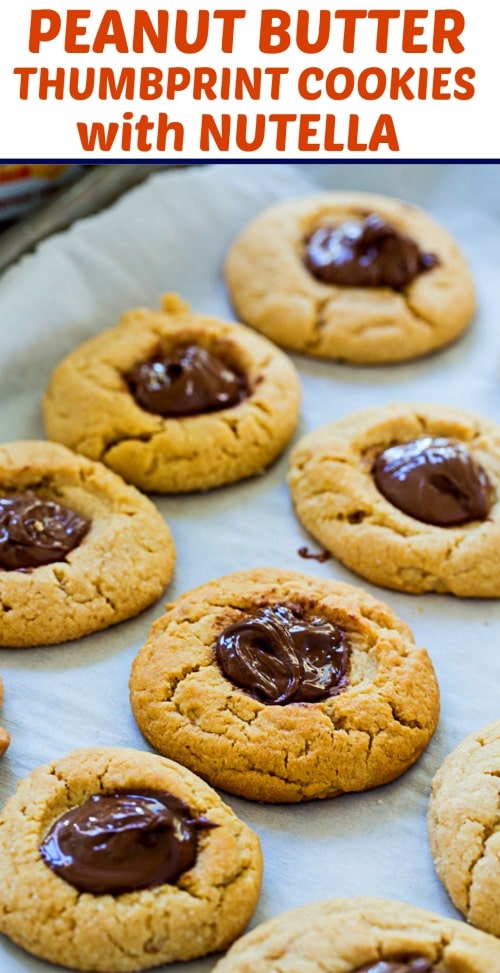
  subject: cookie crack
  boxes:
[404,294,439,330]
[93,577,117,612]
[251,398,274,417]
[218,415,241,440]
[301,484,425,542]
[247,408,276,439]
[368,922,447,963]
[101,928,144,959]
[166,702,256,739]
[226,697,261,725]
[214,861,249,891]
[305,290,436,353]
[442,536,468,562]
[386,700,423,731]
[312,295,333,335]
[293,454,353,476]
[96,757,115,790]
[102,430,159,458]
[322,714,378,755]
[48,768,73,805]
[464,772,500,914]
[52,566,70,596]
[164,661,215,702]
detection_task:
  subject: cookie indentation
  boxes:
[0,492,90,571]
[373,437,492,526]
[126,345,248,417]
[215,603,350,705]
[40,790,215,894]
[304,215,438,290]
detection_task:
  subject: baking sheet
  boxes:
[0,162,499,972]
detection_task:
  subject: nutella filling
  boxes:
[0,492,90,571]
[39,790,215,895]
[297,546,332,563]
[216,603,350,705]
[126,344,247,417]
[353,960,439,973]
[373,436,492,526]
[304,214,438,290]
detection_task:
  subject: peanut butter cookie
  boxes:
[428,721,500,937]
[43,293,301,493]
[130,568,439,803]
[0,746,262,972]
[289,403,500,597]
[0,441,175,646]
[212,897,500,973]
[225,191,474,364]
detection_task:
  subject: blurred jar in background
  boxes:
[0,165,83,223]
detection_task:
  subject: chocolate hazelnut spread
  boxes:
[216,603,350,705]
[39,790,215,895]
[304,214,438,290]
[297,546,332,563]
[126,344,247,417]
[0,492,90,570]
[373,437,492,526]
[353,960,439,973]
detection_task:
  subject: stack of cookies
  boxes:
[0,178,498,973]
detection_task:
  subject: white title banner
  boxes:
[0,0,497,159]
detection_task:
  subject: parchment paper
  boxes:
[0,162,499,972]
